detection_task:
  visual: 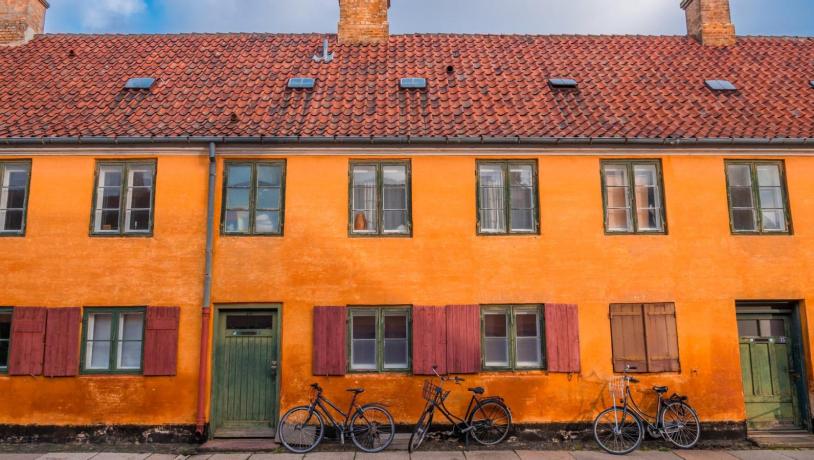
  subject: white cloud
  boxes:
[80,0,147,30]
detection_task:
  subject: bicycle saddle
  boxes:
[653,386,668,394]
[346,388,365,394]
[468,387,485,395]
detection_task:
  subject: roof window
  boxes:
[705,79,736,91]
[288,77,316,89]
[400,78,427,89]
[124,78,156,90]
[549,78,578,89]
[809,80,814,89]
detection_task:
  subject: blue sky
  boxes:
[45,0,814,36]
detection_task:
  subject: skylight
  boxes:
[549,78,578,89]
[124,78,156,90]
[400,78,427,89]
[810,80,814,89]
[288,77,316,89]
[705,80,737,91]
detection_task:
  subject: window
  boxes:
[92,161,156,235]
[482,305,545,370]
[0,309,10,373]
[81,308,145,374]
[349,161,411,236]
[477,160,538,234]
[222,161,286,235]
[601,160,666,234]
[348,307,410,372]
[725,161,791,234]
[0,161,31,235]
[609,303,680,373]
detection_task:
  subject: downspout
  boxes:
[196,142,217,436]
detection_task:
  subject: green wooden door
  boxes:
[213,310,279,438]
[738,314,800,430]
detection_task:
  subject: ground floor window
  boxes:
[609,303,680,373]
[482,305,545,370]
[348,307,410,372]
[0,309,10,373]
[81,308,145,374]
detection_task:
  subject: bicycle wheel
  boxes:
[408,406,434,453]
[277,406,325,454]
[661,401,701,449]
[593,407,644,455]
[350,404,396,453]
[468,400,512,446]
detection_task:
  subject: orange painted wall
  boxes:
[2,148,813,428]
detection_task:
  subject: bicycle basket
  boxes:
[422,379,443,403]
[608,376,627,402]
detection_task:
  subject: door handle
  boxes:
[270,360,278,375]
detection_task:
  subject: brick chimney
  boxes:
[338,0,390,44]
[0,0,48,46]
[681,0,736,47]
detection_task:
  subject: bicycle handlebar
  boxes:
[431,365,464,384]
[310,383,323,392]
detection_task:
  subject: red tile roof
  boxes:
[0,33,812,142]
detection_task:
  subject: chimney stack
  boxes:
[0,0,48,46]
[338,0,390,45]
[681,0,736,47]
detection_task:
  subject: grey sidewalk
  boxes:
[5,451,814,460]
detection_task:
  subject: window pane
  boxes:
[2,210,23,231]
[510,187,532,209]
[634,165,662,231]
[383,165,406,186]
[606,187,628,208]
[118,341,142,369]
[732,209,757,231]
[130,187,151,209]
[352,165,378,233]
[227,166,252,187]
[730,187,755,208]
[384,339,408,369]
[510,210,534,231]
[88,341,111,369]
[256,188,281,210]
[767,319,785,337]
[7,168,29,187]
[91,314,113,340]
[383,186,406,210]
[255,211,280,234]
[484,313,508,337]
[130,170,153,187]
[509,165,533,187]
[604,165,632,232]
[485,338,509,367]
[761,210,786,232]
[737,320,759,337]
[607,209,631,232]
[352,339,376,369]
[5,188,26,209]
[383,210,408,233]
[480,210,506,233]
[516,313,538,337]
[353,165,376,186]
[101,187,121,209]
[98,210,120,231]
[384,314,407,339]
[0,313,10,369]
[128,210,151,231]
[86,313,113,370]
[257,165,282,187]
[480,164,507,232]
[727,164,752,187]
[479,165,504,187]
[756,165,781,187]
[0,341,7,368]
[759,188,784,209]
[352,314,376,340]
[224,210,250,233]
[226,188,250,210]
[516,337,541,367]
[120,313,144,340]
[101,167,123,187]
[604,165,627,186]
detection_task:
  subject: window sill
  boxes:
[89,233,154,238]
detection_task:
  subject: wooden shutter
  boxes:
[445,305,480,374]
[412,306,447,375]
[43,308,81,377]
[143,306,181,376]
[313,306,347,376]
[610,304,648,373]
[544,304,581,373]
[644,303,680,372]
[8,307,47,376]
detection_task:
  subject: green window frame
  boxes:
[221,160,286,236]
[347,307,411,373]
[348,160,412,237]
[0,308,11,374]
[481,305,546,371]
[600,159,667,234]
[90,160,157,236]
[80,307,146,374]
[725,160,792,235]
[476,160,539,235]
[0,160,32,237]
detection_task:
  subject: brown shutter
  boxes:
[544,304,581,373]
[644,303,680,372]
[43,308,81,377]
[412,306,447,375]
[610,304,648,373]
[8,307,47,376]
[313,306,347,376]
[143,306,181,376]
[445,305,480,374]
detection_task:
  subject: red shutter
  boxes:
[412,306,447,375]
[545,304,581,373]
[8,307,47,376]
[43,308,81,377]
[313,306,347,376]
[445,305,480,374]
[143,306,180,376]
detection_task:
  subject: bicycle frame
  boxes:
[307,390,365,444]
[612,378,669,434]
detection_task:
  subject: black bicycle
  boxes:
[593,366,701,455]
[409,366,512,452]
[278,383,395,453]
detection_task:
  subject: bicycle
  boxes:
[277,383,395,454]
[409,366,512,452]
[593,366,701,455]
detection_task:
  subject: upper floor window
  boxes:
[482,305,545,370]
[601,160,666,234]
[726,161,791,234]
[349,161,411,236]
[81,308,145,374]
[222,161,286,236]
[0,309,11,373]
[0,161,31,236]
[92,161,156,236]
[477,160,539,235]
[348,307,410,372]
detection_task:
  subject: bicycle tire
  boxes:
[468,400,512,446]
[408,406,434,453]
[660,401,701,449]
[350,404,396,453]
[593,407,644,455]
[277,405,325,454]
